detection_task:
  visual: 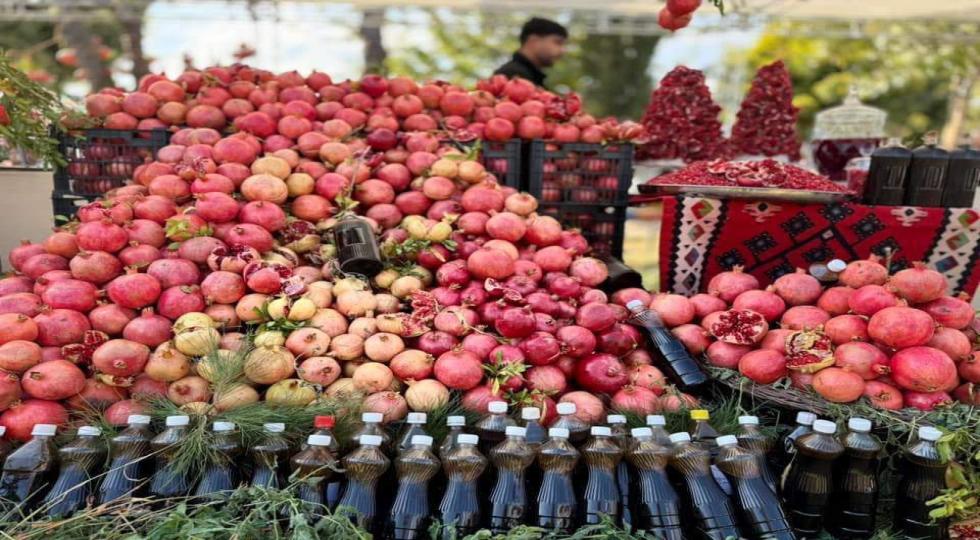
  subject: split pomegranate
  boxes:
[709,309,768,345]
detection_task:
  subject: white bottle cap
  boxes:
[796,412,817,425]
[213,421,236,432]
[556,402,576,415]
[716,435,739,447]
[362,412,383,423]
[360,434,383,446]
[625,300,645,311]
[631,427,653,438]
[0,426,6,436]
[446,415,466,427]
[407,412,427,424]
[411,435,433,447]
[457,433,479,445]
[263,422,285,433]
[78,426,101,436]
[308,434,332,447]
[848,418,872,433]
[32,424,57,437]
[128,415,151,425]
[827,259,847,273]
[549,427,570,439]
[505,426,527,437]
[738,415,759,425]
[591,426,612,437]
[607,415,627,425]
[918,426,942,441]
[521,407,540,420]
[812,420,837,435]
[646,415,666,427]
[487,401,508,414]
[669,432,691,444]
[166,415,191,427]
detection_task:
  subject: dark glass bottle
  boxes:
[777,411,817,486]
[250,422,290,489]
[387,434,439,540]
[551,402,589,444]
[338,434,389,535]
[98,414,153,504]
[536,428,580,533]
[194,421,242,498]
[0,423,58,512]
[439,415,466,459]
[397,412,429,454]
[521,407,547,450]
[626,300,707,391]
[864,138,912,205]
[905,132,949,206]
[290,434,336,518]
[43,426,106,518]
[488,426,535,533]
[829,417,881,539]
[438,433,486,539]
[148,415,193,498]
[627,427,683,540]
[581,426,622,525]
[737,415,778,494]
[782,419,844,537]
[893,426,949,539]
[607,414,633,527]
[668,431,742,540]
[646,415,672,447]
[715,435,795,540]
[943,137,980,207]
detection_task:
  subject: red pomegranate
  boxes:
[738,349,786,384]
[890,346,958,393]
[574,353,629,394]
[812,367,865,403]
[867,307,935,350]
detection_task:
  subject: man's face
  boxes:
[527,34,566,67]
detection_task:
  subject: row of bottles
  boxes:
[865,133,979,207]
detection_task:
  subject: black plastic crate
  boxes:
[51,191,98,224]
[536,203,626,259]
[477,138,523,190]
[55,128,169,196]
[527,141,633,205]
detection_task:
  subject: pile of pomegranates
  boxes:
[0,64,660,441]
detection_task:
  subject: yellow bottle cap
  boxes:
[690,409,710,421]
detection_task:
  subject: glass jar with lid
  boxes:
[811,87,887,181]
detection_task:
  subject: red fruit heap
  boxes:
[729,60,801,160]
[638,66,727,162]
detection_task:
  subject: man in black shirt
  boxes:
[494,17,568,88]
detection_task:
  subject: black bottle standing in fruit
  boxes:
[737,415,779,494]
[627,427,683,540]
[536,427,580,533]
[397,412,430,454]
[668,431,742,540]
[646,415,673,447]
[250,423,290,489]
[829,417,881,539]
[607,414,632,526]
[291,434,336,517]
[43,426,106,518]
[438,433,486,539]
[98,414,153,504]
[387,434,440,540]
[0,423,59,512]
[551,402,589,444]
[148,415,193,498]
[488,426,535,533]
[581,425,622,525]
[626,299,708,391]
[778,411,816,484]
[894,426,949,539]
[195,421,242,498]
[782,419,844,537]
[307,415,343,507]
[338,434,390,535]
[715,435,796,540]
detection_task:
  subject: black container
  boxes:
[829,417,881,539]
[333,216,384,277]
[863,139,911,205]
[54,128,170,196]
[893,426,948,539]
[601,257,643,293]
[536,204,626,259]
[477,138,524,191]
[527,141,634,205]
[943,141,980,208]
[905,133,949,207]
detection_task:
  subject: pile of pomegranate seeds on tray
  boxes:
[649,159,845,192]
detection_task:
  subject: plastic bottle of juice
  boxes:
[195,421,243,497]
[829,417,881,539]
[782,419,844,537]
[0,427,12,465]
[521,407,547,450]
[551,402,589,444]
[646,415,672,446]
[146,415,192,498]
[438,433,486,539]
[290,434,336,517]
[305,415,343,507]
[607,414,633,527]
[439,415,467,459]
[387,434,440,540]
[43,426,105,518]
[626,300,708,391]
[689,409,719,450]
[0,424,58,511]
[627,427,683,540]
[488,426,535,533]
[397,412,429,454]
[475,401,514,456]
[715,435,795,539]
[668,431,742,540]
[581,425,622,525]
[737,415,778,494]
[250,423,290,489]
[536,427,580,533]
[338,434,390,535]
[778,412,817,481]
[98,415,153,504]
[893,426,949,539]
[300,415,336,451]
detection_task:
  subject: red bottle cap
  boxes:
[314,415,335,429]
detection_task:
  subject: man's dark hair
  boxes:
[519,17,568,44]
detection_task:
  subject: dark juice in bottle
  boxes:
[521,407,547,450]
[43,426,106,518]
[439,416,466,459]
[489,426,535,533]
[581,425,622,525]
[250,423,290,489]
[148,415,193,498]
[306,415,342,507]
[397,412,429,454]
[715,435,795,540]
[627,427,683,540]
[737,415,778,494]
[352,412,391,450]
[607,414,633,528]
[0,424,58,512]
[387,434,439,540]
[689,409,730,495]
[551,402,589,444]
[438,433,486,539]
[98,414,153,504]
[646,415,672,446]
[782,419,844,537]
[778,412,816,486]
[290,434,335,517]
[829,417,881,539]
[668,431,742,540]
[338,434,389,535]
[475,401,514,458]
[626,300,708,391]
[536,427,579,533]
[194,421,242,497]
[893,426,949,539]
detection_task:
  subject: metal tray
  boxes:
[637,183,851,203]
